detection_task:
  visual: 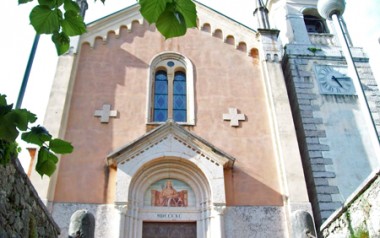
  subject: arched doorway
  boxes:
[125,158,213,237]
[107,121,235,238]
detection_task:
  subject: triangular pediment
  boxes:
[79,2,259,54]
[107,120,235,168]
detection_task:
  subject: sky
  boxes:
[0,0,379,152]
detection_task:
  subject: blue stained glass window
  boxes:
[167,61,175,67]
[153,71,168,122]
[154,110,168,122]
[173,72,187,122]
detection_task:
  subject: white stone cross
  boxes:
[94,104,118,123]
[223,108,245,127]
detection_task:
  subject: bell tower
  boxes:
[267,0,380,230]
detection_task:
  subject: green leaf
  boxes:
[56,0,64,7]
[139,0,169,24]
[0,116,19,142]
[25,109,38,124]
[38,0,56,9]
[61,10,86,36]
[36,147,58,177]
[19,0,34,4]
[175,0,197,28]
[49,138,73,154]
[52,31,70,55]
[63,0,80,13]
[30,5,61,34]
[156,7,187,39]
[6,109,36,131]
[0,104,13,116]
[0,96,27,142]
[0,95,7,107]
[21,126,52,146]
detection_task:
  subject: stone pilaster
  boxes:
[29,50,78,206]
[257,28,314,237]
[211,203,226,238]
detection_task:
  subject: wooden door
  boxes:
[142,222,196,238]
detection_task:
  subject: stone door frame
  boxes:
[118,157,226,238]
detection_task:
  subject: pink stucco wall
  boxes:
[54,22,282,206]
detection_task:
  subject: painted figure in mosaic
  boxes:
[151,180,188,207]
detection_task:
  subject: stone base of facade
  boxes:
[52,203,121,238]
[52,203,287,238]
[224,206,286,238]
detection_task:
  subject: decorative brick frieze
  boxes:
[313,172,336,179]
[319,202,342,211]
[303,124,317,131]
[321,211,336,221]
[314,178,329,186]
[304,130,326,137]
[300,110,314,118]
[315,186,339,194]
[297,70,312,78]
[297,93,318,100]
[297,98,311,104]
[295,88,315,94]
[312,165,327,172]
[310,158,333,165]
[317,194,333,202]
[306,137,320,144]
[299,105,315,111]
[308,151,323,158]
[295,82,314,89]
[307,144,330,151]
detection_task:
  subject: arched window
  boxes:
[148,52,195,125]
[304,14,328,34]
[173,71,187,122]
[153,70,168,122]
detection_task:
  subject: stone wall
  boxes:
[357,61,380,137]
[224,206,286,238]
[52,203,288,238]
[282,45,380,229]
[321,169,380,237]
[0,158,60,237]
[52,203,121,238]
[282,52,342,226]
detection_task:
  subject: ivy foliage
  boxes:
[19,0,197,55]
[0,94,73,177]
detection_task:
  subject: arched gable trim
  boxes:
[109,121,232,237]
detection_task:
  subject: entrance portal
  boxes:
[142,222,196,238]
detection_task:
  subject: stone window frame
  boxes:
[146,52,195,125]
[302,9,329,34]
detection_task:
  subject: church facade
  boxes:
[29,0,380,237]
